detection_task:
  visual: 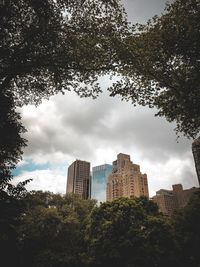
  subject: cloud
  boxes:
[21,89,192,163]
[13,167,66,194]
[16,87,198,197]
[142,156,199,196]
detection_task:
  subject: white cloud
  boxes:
[16,159,29,167]
[143,156,199,196]
[13,168,66,194]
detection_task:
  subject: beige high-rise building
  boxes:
[66,160,91,199]
[152,184,200,216]
[106,153,149,201]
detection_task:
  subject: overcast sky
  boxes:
[13,0,199,197]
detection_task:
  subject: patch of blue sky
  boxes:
[12,160,68,177]
[12,160,51,176]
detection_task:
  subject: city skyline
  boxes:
[12,0,199,196]
[65,153,199,211]
[65,153,149,202]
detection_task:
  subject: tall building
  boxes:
[66,160,91,199]
[192,137,200,186]
[91,164,112,202]
[152,184,200,216]
[106,153,149,201]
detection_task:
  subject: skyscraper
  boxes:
[66,160,91,199]
[106,153,149,201]
[91,164,112,202]
[192,137,200,186]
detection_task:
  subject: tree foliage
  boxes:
[85,197,175,267]
[109,0,200,138]
[0,178,30,267]
[1,190,200,267]
[0,91,27,188]
[172,191,200,267]
[0,0,127,221]
[0,0,128,105]
[17,191,97,267]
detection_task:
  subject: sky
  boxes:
[13,0,199,198]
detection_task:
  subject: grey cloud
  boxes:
[180,159,199,189]
[111,106,193,161]
[19,87,197,195]
[21,90,193,166]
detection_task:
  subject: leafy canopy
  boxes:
[2,190,200,267]
[17,191,97,267]
[172,191,200,267]
[85,197,175,267]
[0,0,128,105]
[109,0,200,138]
[0,91,27,188]
[0,0,127,197]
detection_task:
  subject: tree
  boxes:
[0,91,26,188]
[18,191,96,267]
[85,197,176,267]
[0,0,128,105]
[0,0,127,192]
[0,90,32,267]
[0,178,30,267]
[109,0,200,138]
[172,191,200,267]
[0,1,126,239]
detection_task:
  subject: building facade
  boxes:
[91,164,112,202]
[152,189,178,216]
[66,160,91,199]
[106,153,149,201]
[152,184,200,216]
[192,137,200,186]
